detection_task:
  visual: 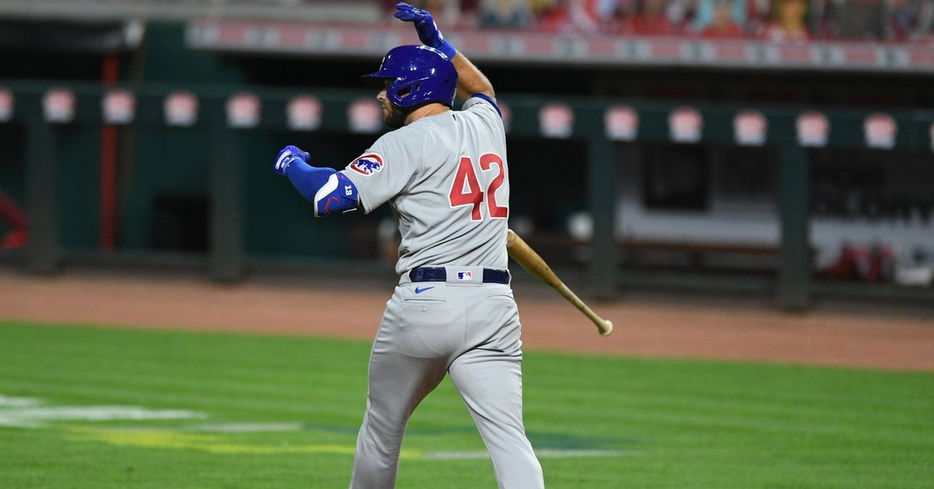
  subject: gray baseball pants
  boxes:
[348,266,544,489]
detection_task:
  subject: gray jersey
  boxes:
[341,96,509,274]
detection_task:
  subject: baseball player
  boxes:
[273,3,544,488]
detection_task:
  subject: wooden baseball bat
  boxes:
[506,229,613,336]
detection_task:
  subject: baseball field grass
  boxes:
[1,320,932,489]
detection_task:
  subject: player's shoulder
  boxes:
[372,121,431,151]
[462,93,499,113]
[361,119,435,173]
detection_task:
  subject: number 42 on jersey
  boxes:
[448,153,508,221]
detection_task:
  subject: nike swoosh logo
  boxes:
[414,286,434,294]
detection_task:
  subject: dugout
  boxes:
[0,20,933,309]
[1,80,932,307]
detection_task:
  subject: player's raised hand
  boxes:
[392,2,427,22]
[393,2,456,59]
[274,145,310,176]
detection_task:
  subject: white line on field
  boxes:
[0,406,206,428]
[0,393,206,428]
[0,395,42,408]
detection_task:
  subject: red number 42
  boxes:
[448,153,509,221]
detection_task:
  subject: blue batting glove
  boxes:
[393,2,456,59]
[274,145,310,176]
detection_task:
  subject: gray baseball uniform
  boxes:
[342,95,544,489]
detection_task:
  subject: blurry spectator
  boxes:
[426,0,468,26]
[529,0,558,14]
[923,0,934,39]
[386,0,468,26]
[557,0,619,29]
[835,0,887,39]
[385,0,933,42]
[535,0,573,30]
[604,0,639,32]
[630,0,679,35]
[462,0,481,14]
[887,0,933,41]
[666,0,698,31]
[536,0,602,32]
[888,0,914,39]
[809,0,836,38]
[566,0,604,32]
[744,0,772,36]
[698,0,747,36]
[592,0,624,21]
[760,0,812,40]
[694,0,747,32]
[478,0,532,27]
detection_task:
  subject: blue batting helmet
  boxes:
[362,45,457,108]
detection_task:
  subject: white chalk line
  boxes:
[0,394,42,408]
[0,394,205,428]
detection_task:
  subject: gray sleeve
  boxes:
[340,130,421,214]
[462,95,505,133]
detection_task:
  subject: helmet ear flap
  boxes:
[386,80,411,107]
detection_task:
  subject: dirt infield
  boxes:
[1,268,932,371]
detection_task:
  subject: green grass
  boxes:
[1,320,933,489]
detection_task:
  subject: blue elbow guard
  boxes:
[285,162,359,217]
[313,172,359,217]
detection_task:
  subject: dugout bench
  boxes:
[1,81,932,309]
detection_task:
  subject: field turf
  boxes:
[1,321,932,489]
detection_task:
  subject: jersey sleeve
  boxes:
[340,130,421,214]
[462,94,505,132]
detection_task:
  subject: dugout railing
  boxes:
[0,80,932,308]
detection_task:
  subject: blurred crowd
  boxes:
[379,0,934,42]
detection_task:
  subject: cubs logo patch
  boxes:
[349,153,385,176]
[456,271,473,281]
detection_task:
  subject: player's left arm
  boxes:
[452,54,494,103]
[273,145,359,217]
[393,2,495,102]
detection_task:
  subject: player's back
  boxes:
[342,96,509,274]
[394,96,509,273]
